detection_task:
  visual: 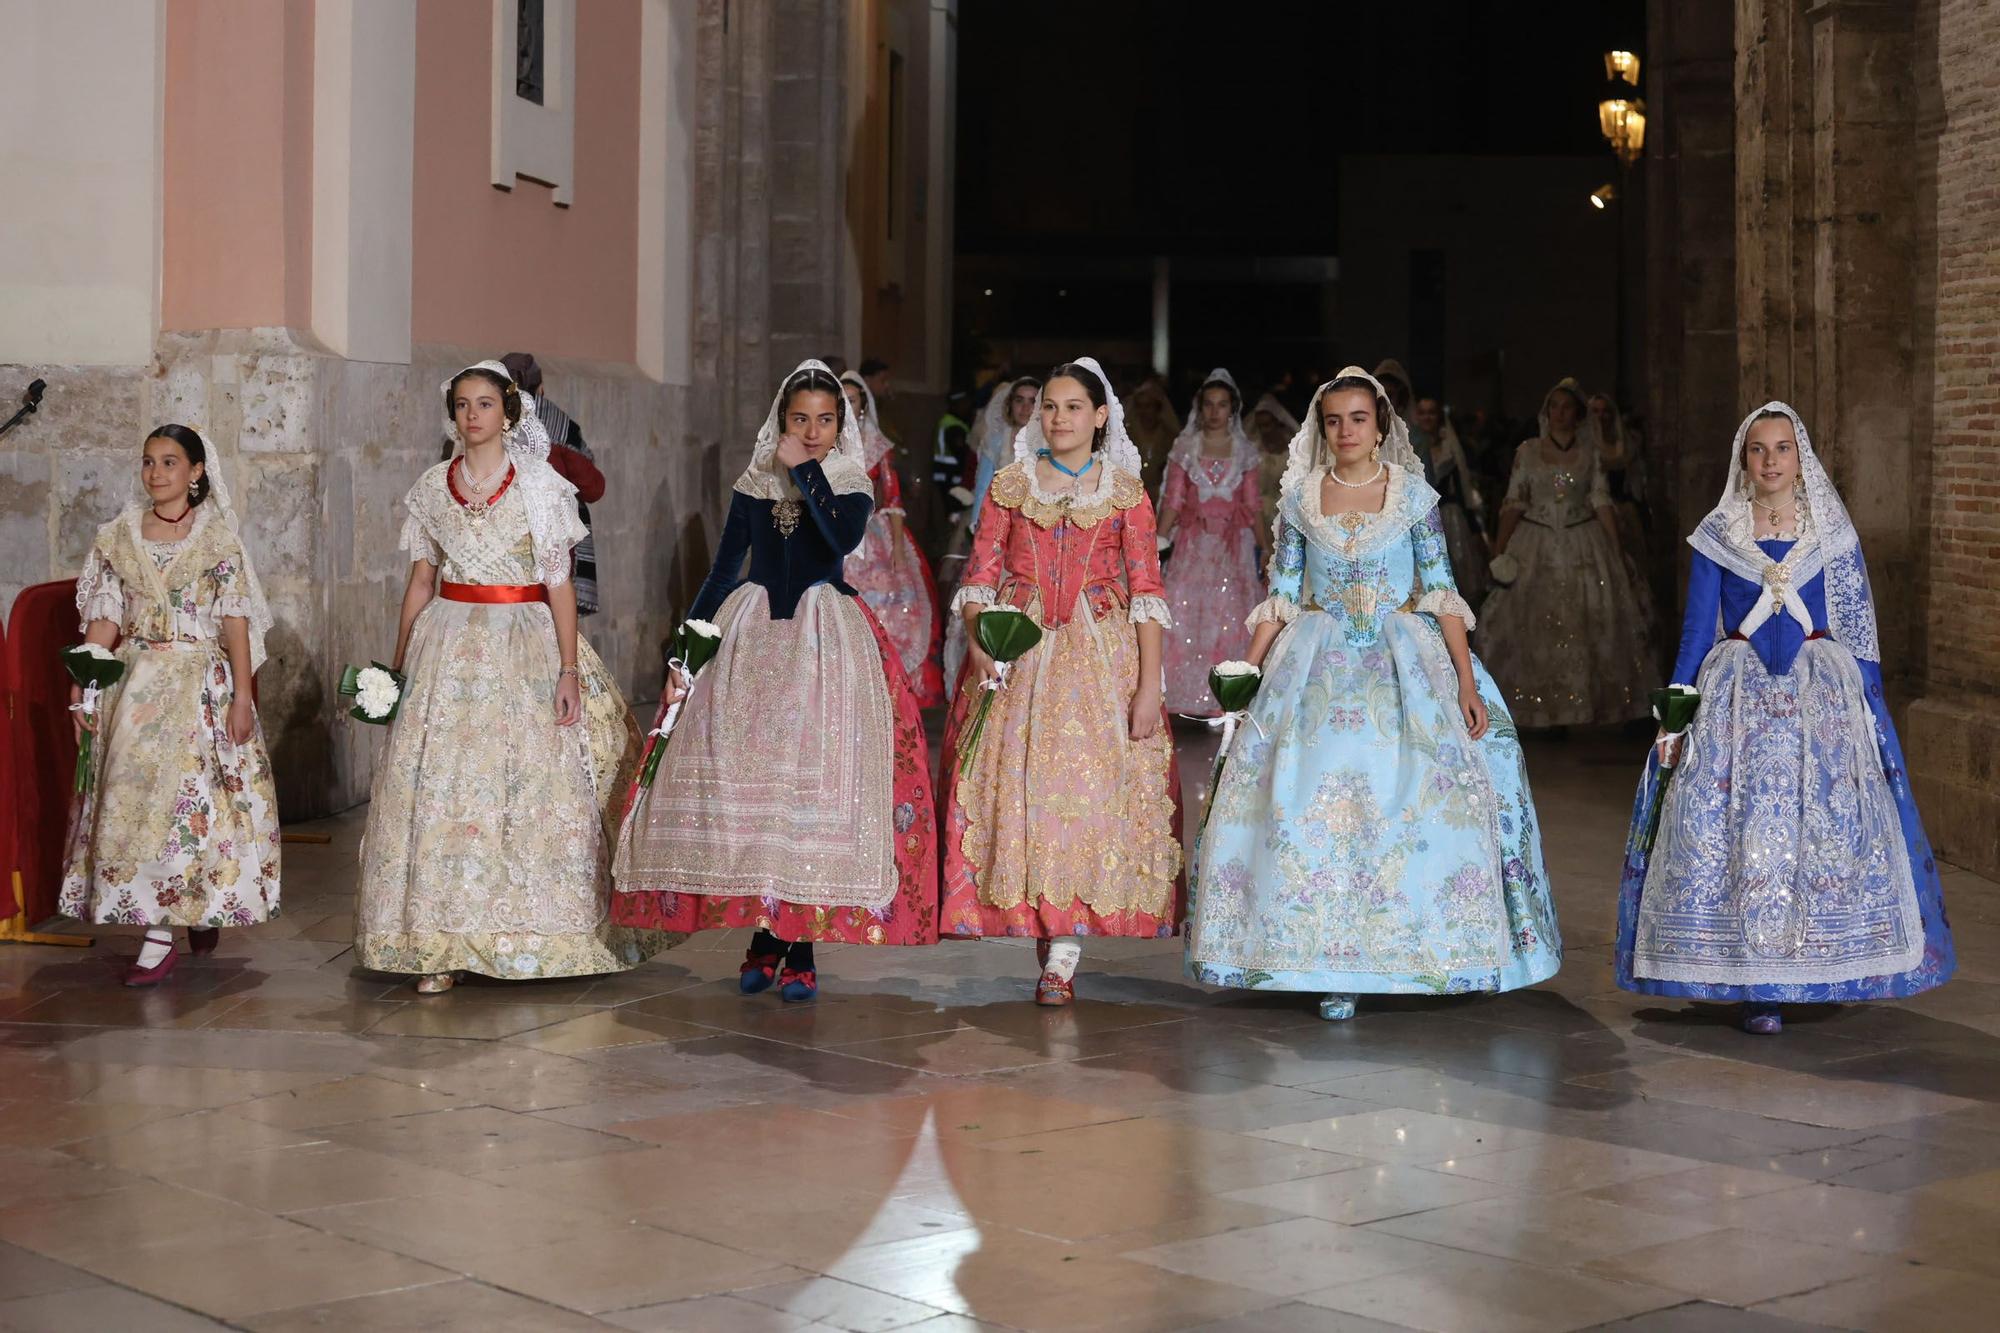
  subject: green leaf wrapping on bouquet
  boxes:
[1208,666,1262,715]
[337,661,407,726]
[62,646,126,793]
[973,606,1043,662]
[957,608,1044,781]
[673,620,723,676]
[1649,686,1702,735]
[1640,686,1703,853]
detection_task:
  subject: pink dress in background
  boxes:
[1159,456,1265,714]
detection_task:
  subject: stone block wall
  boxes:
[1905,0,2000,877]
[1,331,706,820]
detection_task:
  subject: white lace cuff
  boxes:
[75,552,123,628]
[214,593,255,621]
[1128,595,1172,628]
[1246,596,1300,629]
[949,584,998,616]
[1416,589,1477,631]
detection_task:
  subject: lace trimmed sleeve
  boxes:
[75,548,124,629]
[1413,508,1476,630]
[1247,512,1304,628]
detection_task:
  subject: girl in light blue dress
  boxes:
[1616,402,1952,1034]
[1186,369,1562,1020]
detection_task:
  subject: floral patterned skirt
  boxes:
[355,599,671,979]
[1186,610,1561,994]
[939,601,1184,940]
[60,643,280,927]
[609,585,938,946]
[848,512,946,707]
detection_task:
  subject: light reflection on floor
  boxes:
[2,725,1998,1331]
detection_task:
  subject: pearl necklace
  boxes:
[1328,462,1386,489]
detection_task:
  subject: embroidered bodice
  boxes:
[398,456,584,588]
[1503,441,1610,528]
[956,461,1170,629]
[1672,540,1837,683]
[1251,464,1475,641]
[1163,455,1261,535]
[77,511,254,651]
[693,459,873,622]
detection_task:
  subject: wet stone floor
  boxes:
[3,727,2000,1332]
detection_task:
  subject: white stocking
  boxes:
[135,929,174,969]
[1043,939,1082,983]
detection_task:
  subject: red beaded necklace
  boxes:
[447,457,516,516]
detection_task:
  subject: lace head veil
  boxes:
[979,376,1032,464]
[735,359,872,501]
[1011,356,1145,480]
[1278,365,1422,508]
[439,359,586,587]
[129,426,276,672]
[1536,377,1602,452]
[1167,368,1260,502]
[1689,401,1879,661]
[839,369,895,470]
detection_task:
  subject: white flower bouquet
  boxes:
[638,618,724,786]
[62,643,126,792]
[338,662,406,725]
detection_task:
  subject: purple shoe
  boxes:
[1742,1005,1783,1035]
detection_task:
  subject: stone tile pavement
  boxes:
[2,727,1997,1331]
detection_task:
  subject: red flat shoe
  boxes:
[1034,971,1074,1007]
[123,949,179,988]
[188,927,221,956]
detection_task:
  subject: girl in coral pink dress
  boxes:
[1158,368,1266,715]
[939,358,1185,1005]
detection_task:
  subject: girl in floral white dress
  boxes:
[62,425,281,986]
[355,361,669,993]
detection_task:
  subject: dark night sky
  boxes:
[955,0,1646,256]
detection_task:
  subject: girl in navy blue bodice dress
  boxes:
[1615,402,1953,1033]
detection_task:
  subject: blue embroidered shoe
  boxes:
[1318,993,1357,1022]
[779,968,818,1003]
[1742,1005,1783,1035]
[738,951,782,995]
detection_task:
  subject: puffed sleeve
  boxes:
[1160,460,1189,518]
[1501,442,1534,511]
[1121,492,1171,626]
[1247,512,1305,628]
[690,493,753,623]
[1412,507,1477,629]
[1669,552,1724,688]
[790,460,873,557]
[950,480,1010,614]
[211,550,254,621]
[1234,464,1263,528]
[75,548,124,629]
[875,459,904,515]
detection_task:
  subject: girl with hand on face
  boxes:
[356,361,669,994]
[62,425,281,986]
[1478,378,1654,729]
[938,358,1184,1006]
[1157,369,1267,715]
[1184,370,1561,1022]
[1615,403,1953,1035]
[611,362,939,1003]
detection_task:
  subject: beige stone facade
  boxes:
[0,0,954,821]
[1649,0,2000,877]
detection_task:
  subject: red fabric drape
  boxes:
[4,581,81,924]
[0,608,15,920]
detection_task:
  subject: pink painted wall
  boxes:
[411,0,640,364]
[161,0,314,332]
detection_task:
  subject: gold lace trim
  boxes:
[991,464,1146,531]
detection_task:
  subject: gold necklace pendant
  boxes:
[772,498,802,537]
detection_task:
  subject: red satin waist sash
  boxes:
[439,581,547,604]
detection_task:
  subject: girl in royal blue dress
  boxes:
[1616,403,1954,1034]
